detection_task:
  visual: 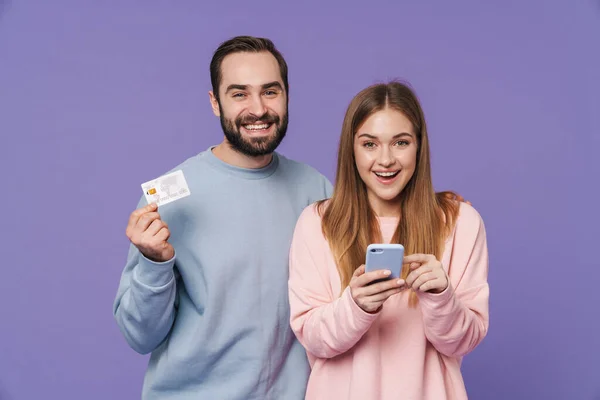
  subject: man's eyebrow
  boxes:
[262,81,283,90]
[225,84,248,93]
[224,82,283,94]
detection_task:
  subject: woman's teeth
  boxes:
[374,171,399,177]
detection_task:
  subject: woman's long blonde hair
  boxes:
[317,81,460,306]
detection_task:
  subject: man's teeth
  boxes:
[244,124,270,130]
[375,171,399,177]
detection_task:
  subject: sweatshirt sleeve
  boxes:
[112,198,178,355]
[416,203,490,358]
[288,205,379,359]
[323,176,334,198]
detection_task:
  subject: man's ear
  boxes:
[209,91,220,117]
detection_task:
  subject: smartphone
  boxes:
[365,244,405,280]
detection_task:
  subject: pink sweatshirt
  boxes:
[288,202,489,400]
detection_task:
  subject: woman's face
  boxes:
[353,108,418,216]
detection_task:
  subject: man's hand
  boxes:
[125,203,174,263]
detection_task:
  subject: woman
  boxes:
[288,81,489,400]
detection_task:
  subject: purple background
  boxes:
[1,1,598,399]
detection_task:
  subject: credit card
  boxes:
[141,169,190,206]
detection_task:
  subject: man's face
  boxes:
[210,51,288,157]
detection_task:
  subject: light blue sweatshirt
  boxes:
[113,147,333,400]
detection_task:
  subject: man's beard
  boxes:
[219,105,288,157]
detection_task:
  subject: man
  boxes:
[113,36,332,399]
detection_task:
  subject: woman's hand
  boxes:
[349,265,406,313]
[404,254,448,294]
